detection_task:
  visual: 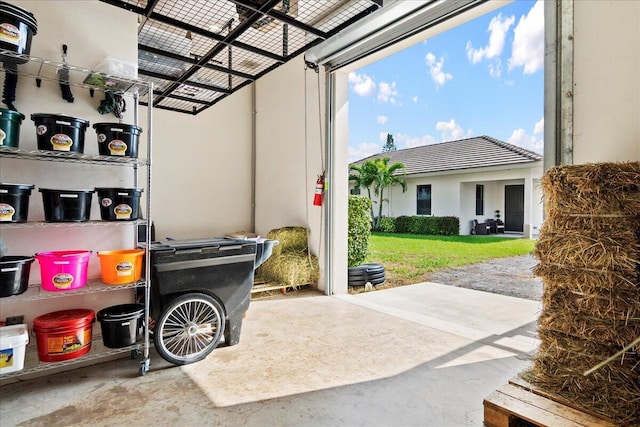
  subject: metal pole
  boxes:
[324,71,333,295]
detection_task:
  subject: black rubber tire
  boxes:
[154,293,225,365]
[361,263,385,274]
[348,273,367,280]
[348,277,367,287]
[370,277,386,286]
[366,272,386,281]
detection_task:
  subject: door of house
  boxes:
[504,185,524,232]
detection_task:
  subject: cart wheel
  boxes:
[154,293,225,365]
[139,359,150,376]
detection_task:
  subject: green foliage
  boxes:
[348,195,372,267]
[349,157,406,230]
[376,216,396,233]
[382,133,397,152]
[395,216,412,233]
[380,216,459,236]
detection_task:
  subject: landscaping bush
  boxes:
[395,216,412,233]
[348,195,372,267]
[379,215,459,236]
[376,216,396,233]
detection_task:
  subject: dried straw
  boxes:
[528,161,640,424]
[255,253,319,287]
[266,227,310,256]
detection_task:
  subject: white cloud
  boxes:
[412,96,418,103]
[509,0,544,74]
[425,52,453,88]
[396,133,437,149]
[349,142,381,162]
[533,117,544,135]
[466,13,515,64]
[377,81,400,104]
[508,128,543,154]
[377,115,388,124]
[435,119,471,141]
[348,72,376,96]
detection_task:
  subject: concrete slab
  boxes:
[0,283,540,427]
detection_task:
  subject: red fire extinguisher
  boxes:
[313,173,325,206]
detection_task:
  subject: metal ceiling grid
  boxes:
[99,0,384,114]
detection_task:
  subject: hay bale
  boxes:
[266,227,309,256]
[256,252,319,287]
[529,329,640,425]
[541,162,640,217]
[529,161,640,424]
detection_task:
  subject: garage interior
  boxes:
[0,0,639,425]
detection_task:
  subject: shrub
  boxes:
[376,216,396,233]
[348,195,372,267]
[395,216,412,233]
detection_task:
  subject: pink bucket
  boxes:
[35,250,91,292]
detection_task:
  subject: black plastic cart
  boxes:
[149,237,277,365]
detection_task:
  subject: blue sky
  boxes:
[348,0,544,162]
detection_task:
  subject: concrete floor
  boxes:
[0,282,541,427]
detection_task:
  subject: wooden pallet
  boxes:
[483,376,616,427]
[251,281,311,296]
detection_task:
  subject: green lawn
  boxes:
[365,232,536,287]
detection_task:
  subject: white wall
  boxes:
[149,89,253,240]
[385,164,543,236]
[1,1,138,325]
[254,56,326,290]
[572,1,640,163]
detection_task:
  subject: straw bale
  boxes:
[256,252,319,287]
[266,227,310,256]
[541,162,640,217]
[534,230,639,274]
[534,263,638,292]
[528,329,640,424]
[542,284,640,320]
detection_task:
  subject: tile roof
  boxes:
[350,136,542,176]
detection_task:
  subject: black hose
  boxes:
[2,62,18,111]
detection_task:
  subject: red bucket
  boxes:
[32,309,95,362]
[35,250,91,291]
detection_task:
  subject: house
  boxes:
[350,136,543,238]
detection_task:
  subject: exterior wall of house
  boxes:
[383,164,543,236]
[572,0,640,164]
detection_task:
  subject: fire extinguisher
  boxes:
[313,173,325,206]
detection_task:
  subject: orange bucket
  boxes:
[96,249,144,285]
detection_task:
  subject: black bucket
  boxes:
[97,303,144,348]
[31,114,90,153]
[39,188,93,222]
[93,123,142,158]
[95,187,143,221]
[0,107,24,147]
[0,183,34,222]
[0,1,38,64]
[0,255,34,297]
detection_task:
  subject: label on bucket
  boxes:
[0,203,15,221]
[50,134,73,151]
[46,330,91,355]
[108,140,127,156]
[115,261,134,277]
[0,23,21,46]
[114,204,132,219]
[52,273,74,289]
[0,128,5,145]
[0,348,14,368]
[36,125,47,135]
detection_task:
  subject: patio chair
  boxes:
[486,219,498,234]
[473,219,490,235]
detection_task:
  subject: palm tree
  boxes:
[349,157,406,229]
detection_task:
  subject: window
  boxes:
[350,187,361,195]
[475,184,484,215]
[417,185,431,215]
